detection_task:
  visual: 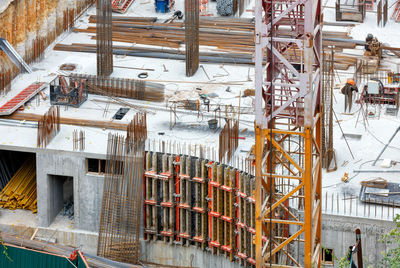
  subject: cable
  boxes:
[366,127,400,151]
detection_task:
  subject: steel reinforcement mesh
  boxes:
[97,113,147,264]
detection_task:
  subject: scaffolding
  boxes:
[254,0,322,266]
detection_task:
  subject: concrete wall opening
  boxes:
[322,248,334,266]
[0,149,36,212]
[48,175,74,225]
[87,158,106,175]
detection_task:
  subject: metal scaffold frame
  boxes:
[254,0,322,266]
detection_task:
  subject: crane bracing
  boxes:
[254,0,322,266]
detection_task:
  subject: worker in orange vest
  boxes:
[341,79,358,113]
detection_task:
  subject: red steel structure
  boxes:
[254,0,322,266]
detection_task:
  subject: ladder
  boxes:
[0,83,46,115]
[112,0,135,13]
[392,0,400,22]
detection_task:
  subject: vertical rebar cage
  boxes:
[97,113,147,264]
[96,0,113,76]
[185,0,199,77]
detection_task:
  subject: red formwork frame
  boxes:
[175,155,181,242]
[143,155,268,266]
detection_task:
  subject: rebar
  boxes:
[73,129,85,151]
[96,0,113,76]
[37,106,61,148]
[185,0,200,76]
[70,74,165,102]
[97,112,147,264]
[0,0,95,95]
[219,119,239,163]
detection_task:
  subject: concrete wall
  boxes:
[140,240,242,268]
[36,151,104,232]
[47,174,67,224]
[321,214,396,267]
[1,145,397,267]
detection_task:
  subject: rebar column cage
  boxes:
[254,0,322,266]
[96,0,113,77]
[185,0,200,77]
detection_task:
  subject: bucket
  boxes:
[208,119,218,130]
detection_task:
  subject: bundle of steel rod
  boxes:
[69,73,165,102]
[77,16,353,53]
[37,106,61,148]
[185,0,200,76]
[54,43,257,65]
[73,129,85,151]
[219,119,239,163]
[96,0,113,76]
[4,112,129,130]
[88,15,255,31]
[97,112,147,264]
[0,158,37,213]
[143,152,258,266]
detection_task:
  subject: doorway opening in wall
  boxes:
[0,150,37,213]
[322,248,334,266]
[48,175,74,225]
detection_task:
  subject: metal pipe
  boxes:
[372,126,400,166]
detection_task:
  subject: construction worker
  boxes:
[341,79,358,113]
[346,245,358,268]
[364,33,374,52]
[364,34,381,58]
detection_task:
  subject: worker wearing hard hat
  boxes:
[341,79,358,113]
[364,34,381,58]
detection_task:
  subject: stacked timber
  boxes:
[0,158,37,213]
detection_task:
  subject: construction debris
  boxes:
[361,178,388,188]
[0,158,37,213]
[49,76,88,108]
[393,0,400,22]
[62,197,74,220]
[112,0,135,13]
[59,63,77,71]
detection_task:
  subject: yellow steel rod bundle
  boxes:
[0,158,37,213]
